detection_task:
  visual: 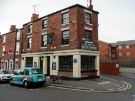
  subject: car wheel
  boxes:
[23,81,29,89]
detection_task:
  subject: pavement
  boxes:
[46,75,131,93]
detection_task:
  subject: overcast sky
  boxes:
[0,0,135,43]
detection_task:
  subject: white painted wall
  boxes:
[73,55,81,78]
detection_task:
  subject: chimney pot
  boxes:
[10,25,16,32]
[31,13,39,21]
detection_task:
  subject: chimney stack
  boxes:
[10,25,16,32]
[31,13,39,21]
[89,0,93,10]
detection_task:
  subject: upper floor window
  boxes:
[41,34,47,47]
[16,42,20,54]
[126,52,130,56]
[85,13,91,24]
[2,46,5,56]
[62,12,69,25]
[42,19,48,29]
[62,30,69,45]
[28,24,32,33]
[126,45,129,49]
[17,30,20,40]
[119,52,122,56]
[27,37,32,49]
[84,30,92,42]
[3,35,6,43]
[118,46,122,49]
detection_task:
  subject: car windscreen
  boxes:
[31,68,42,74]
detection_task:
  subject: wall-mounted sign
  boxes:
[81,42,97,51]
[73,58,77,63]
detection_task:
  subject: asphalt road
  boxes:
[0,75,135,101]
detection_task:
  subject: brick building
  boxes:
[99,40,135,61]
[99,40,111,61]
[0,4,100,79]
[0,25,22,71]
[110,40,135,61]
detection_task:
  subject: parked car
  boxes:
[0,69,14,82]
[10,67,46,88]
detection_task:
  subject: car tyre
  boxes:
[23,81,29,89]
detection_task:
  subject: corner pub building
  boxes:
[1,4,100,79]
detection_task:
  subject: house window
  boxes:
[2,46,5,56]
[126,45,129,49]
[15,60,19,70]
[126,52,130,56]
[85,13,91,24]
[62,12,69,24]
[84,30,92,42]
[16,42,20,54]
[62,30,69,45]
[118,46,122,49]
[16,30,20,40]
[42,19,48,29]
[59,56,73,71]
[41,34,47,47]
[119,52,122,56]
[27,37,32,49]
[1,61,4,69]
[3,35,6,43]
[28,24,32,33]
[81,56,96,72]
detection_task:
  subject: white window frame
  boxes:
[126,45,129,49]
[17,30,20,40]
[27,37,32,49]
[119,52,122,56]
[126,52,130,56]
[62,12,69,25]
[16,42,20,54]
[2,46,5,56]
[42,18,48,29]
[118,46,122,49]
[3,35,6,43]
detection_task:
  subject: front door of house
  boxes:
[47,56,50,76]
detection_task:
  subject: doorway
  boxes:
[47,56,50,76]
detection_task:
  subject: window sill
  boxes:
[42,28,48,31]
[41,47,47,49]
[61,44,69,47]
[61,23,69,26]
[85,23,93,26]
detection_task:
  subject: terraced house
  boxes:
[0,4,99,79]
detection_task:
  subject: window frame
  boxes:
[28,24,32,33]
[62,30,69,45]
[62,12,69,25]
[27,37,32,49]
[41,34,48,47]
[42,19,48,29]
[59,56,73,71]
[85,13,92,25]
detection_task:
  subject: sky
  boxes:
[0,0,135,43]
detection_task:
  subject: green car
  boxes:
[10,67,46,88]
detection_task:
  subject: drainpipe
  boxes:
[13,29,17,71]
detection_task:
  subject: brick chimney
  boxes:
[10,25,16,32]
[31,13,39,21]
[89,0,93,10]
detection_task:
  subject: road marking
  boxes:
[98,81,110,84]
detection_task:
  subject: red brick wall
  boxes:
[99,40,111,61]
[22,6,99,54]
[100,63,120,75]
[116,45,135,61]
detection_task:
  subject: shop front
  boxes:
[21,49,99,79]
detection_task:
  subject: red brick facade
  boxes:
[0,4,100,78]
